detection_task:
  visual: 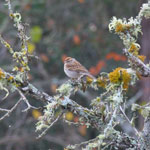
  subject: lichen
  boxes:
[0,69,5,79]
[139,2,150,19]
[56,83,73,96]
[128,43,140,55]
[109,67,131,89]
[96,76,107,88]
[138,55,146,62]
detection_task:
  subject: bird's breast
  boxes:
[64,64,80,78]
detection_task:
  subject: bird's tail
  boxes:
[85,73,96,80]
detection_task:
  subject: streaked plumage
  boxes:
[64,57,95,79]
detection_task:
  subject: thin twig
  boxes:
[120,106,140,136]
[5,0,13,14]
[0,108,10,112]
[64,119,85,126]
[0,35,14,54]
[17,89,39,112]
[37,113,63,139]
[104,106,118,136]
[0,99,22,121]
[126,91,142,108]
[67,136,99,150]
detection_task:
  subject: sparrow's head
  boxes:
[64,57,75,64]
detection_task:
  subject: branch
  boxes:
[142,117,150,149]
[120,106,140,136]
[67,132,139,150]
[123,48,150,77]
[2,69,103,130]
[0,99,22,121]
[5,0,28,52]
[17,88,39,112]
[37,112,63,139]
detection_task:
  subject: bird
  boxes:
[64,57,95,80]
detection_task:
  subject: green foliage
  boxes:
[30,26,43,43]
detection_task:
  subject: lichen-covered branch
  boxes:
[0,69,103,130]
[109,1,150,78]
[0,0,150,150]
[67,132,139,150]
[142,117,150,150]
[123,48,150,77]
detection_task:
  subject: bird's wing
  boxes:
[66,62,88,73]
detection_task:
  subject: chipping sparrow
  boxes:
[64,57,95,79]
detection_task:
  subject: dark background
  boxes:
[0,0,149,149]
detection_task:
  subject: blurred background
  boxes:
[0,0,150,149]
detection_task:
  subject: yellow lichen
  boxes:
[9,13,14,18]
[0,69,5,79]
[7,76,14,81]
[21,61,27,67]
[22,50,27,55]
[13,52,18,59]
[96,77,107,88]
[109,17,131,33]
[27,42,35,54]
[5,42,11,49]
[109,68,121,83]
[13,66,19,71]
[86,76,93,84]
[115,23,131,33]
[19,67,24,72]
[138,55,146,62]
[125,24,131,30]
[13,82,21,87]
[122,70,131,89]
[96,97,101,102]
[109,67,131,89]
[128,43,140,55]
[115,22,126,32]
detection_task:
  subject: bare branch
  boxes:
[0,108,10,112]
[17,88,40,112]
[120,106,140,136]
[0,99,22,121]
